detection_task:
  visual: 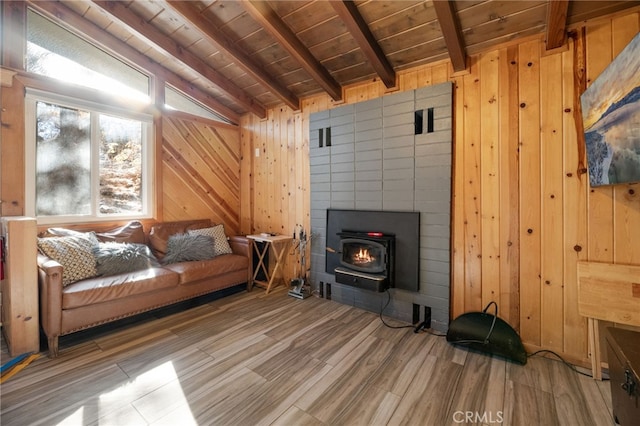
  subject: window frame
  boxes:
[25,88,155,225]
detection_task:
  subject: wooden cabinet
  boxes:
[578,261,640,380]
[1,217,39,356]
[605,327,640,426]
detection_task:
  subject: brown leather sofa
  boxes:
[37,219,251,358]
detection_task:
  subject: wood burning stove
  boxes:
[334,230,395,292]
[325,209,420,293]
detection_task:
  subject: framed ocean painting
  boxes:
[580,32,640,187]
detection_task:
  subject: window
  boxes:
[165,85,230,124]
[26,91,154,224]
[26,9,149,103]
[24,10,154,224]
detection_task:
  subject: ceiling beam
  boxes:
[241,0,342,101]
[432,0,467,72]
[91,1,264,119]
[27,0,240,124]
[330,1,396,89]
[164,0,300,111]
[545,0,569,50]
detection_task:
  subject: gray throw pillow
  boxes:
[162,233,216,264]
[94,242,160,276]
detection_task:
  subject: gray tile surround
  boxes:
[309,82,452,332]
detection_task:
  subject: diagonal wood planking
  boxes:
[162,115,241,234]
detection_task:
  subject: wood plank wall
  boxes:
[161,114,242,235]
[240,10,640,363]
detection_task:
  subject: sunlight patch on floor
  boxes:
[56,406,85,426]
[95,361,197,425]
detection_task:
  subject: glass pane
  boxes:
[343,242,383,268]
[27,10,149,102]
[165,85,229,123]
[99,115,143,214]
[36,102,91,216]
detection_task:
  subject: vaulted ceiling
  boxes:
[27,0,640,124]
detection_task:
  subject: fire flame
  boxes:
[353,247,374,263]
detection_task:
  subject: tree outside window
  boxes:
[34,101,146,219]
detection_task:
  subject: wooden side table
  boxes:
[247,234,292,294]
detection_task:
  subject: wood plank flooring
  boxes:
[1,288,614,425]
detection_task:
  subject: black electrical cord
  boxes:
[422,329,447,337]
[378,289,415,329]
[378,290,447,336]
[527,349,608,380]
[380,296,600,380]
[445,303,600,379]
[406,298,602,380]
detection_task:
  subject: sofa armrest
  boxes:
[229,235,250,258]
[37,253,64,346]
[229,235,252,289]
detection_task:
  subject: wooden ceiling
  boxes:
[27,0,640,124]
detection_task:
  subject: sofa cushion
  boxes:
[164,253,249,284]
[62,267,180,309]
[94,242,160,276]
[37,233,99,286]
[95,221,146,244]
[40,227,92,238]
[40,221,145,245]
[148,219,211,260]
[188,224,233,256]
[162,234,216,264]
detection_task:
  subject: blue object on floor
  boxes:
[1,352,30,374]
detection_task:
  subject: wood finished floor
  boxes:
[1,288,614,426]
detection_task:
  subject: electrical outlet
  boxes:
[255,148,260,157]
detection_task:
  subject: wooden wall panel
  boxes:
[162,115,241,234]
[0,77,26,216]
[585,21,616,264]
[562,38,589,358]
[585,13,640,364]
[461,58,483,313]
[240,10,640,364]
[518,39,542,347]
[479,51,500,311]
[611,14,640,265]
[540,51,565,352]
[498,46,520,329]
[451,70,466,320]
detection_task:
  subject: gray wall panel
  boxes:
[309,82,453,332]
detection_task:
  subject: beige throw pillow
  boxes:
[188,224,233,256]
[37,233,99,286]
